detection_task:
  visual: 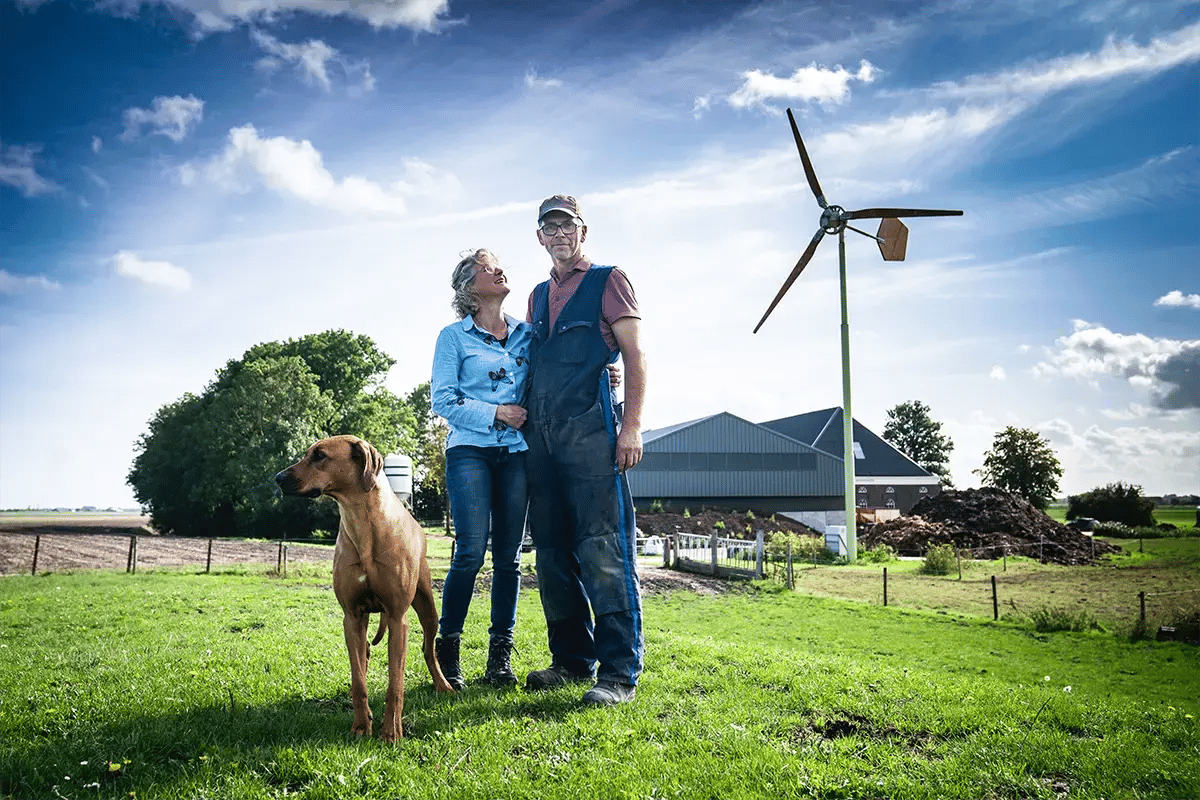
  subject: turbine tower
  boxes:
[754,109,963,562]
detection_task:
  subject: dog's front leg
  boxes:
[379,611,410,742]
[343,611,373,737]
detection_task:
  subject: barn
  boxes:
[628,407,941,533]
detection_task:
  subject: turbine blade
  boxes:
[848,207,963,220]
[787,108,826,208]
[753,229,825,333]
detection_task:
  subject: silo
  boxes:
[383,454,413,506]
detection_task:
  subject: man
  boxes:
[523,194,647,705]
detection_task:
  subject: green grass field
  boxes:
[2,559,1197,799]
[788,536,1199,638]
[1044,504,1197,529]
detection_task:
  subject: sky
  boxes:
[1,0,1197,510]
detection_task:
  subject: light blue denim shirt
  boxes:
[431,314,531,452]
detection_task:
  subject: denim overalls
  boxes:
[526,266,643,686]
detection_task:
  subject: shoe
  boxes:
[435,636,467,692]
[482,636,517,687]
[582,680,636,706]
[525,664,594,691]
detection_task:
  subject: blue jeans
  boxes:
[439,445,527,640]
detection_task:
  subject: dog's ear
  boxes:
[351,438,385,492]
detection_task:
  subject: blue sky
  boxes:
[1,0,1197,509]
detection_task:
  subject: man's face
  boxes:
[537,211,586,263]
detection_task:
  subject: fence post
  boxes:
[277,540,284,573]
[1003,546,1007,572]
[755,529,764,580]
[957,548,963,580]
[282,545,288,577]
[127,535,136,573]
[1039,536,1043,563]
[1139,591,1146,623]
[673,533,681,569]
[992,575,998,621]
[710,528,719,576]
[883,566,888,607]
[206,538,214,573]
[786,540,793,590]
[662,536,670,568]
[31,534,41,575]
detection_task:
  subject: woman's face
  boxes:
[472,255,510,302]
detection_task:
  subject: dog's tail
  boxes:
[371,612,388,646]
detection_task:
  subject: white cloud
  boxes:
[185,125,463,215]
[0,269,62,294]
[692,95,711,119]
[31,0,456,35]
[989,366,1006,381]
[82,166,110,191]
[932,22,1200,100]
[112,251,192,291]
[251,30,373,92]
[120,95,205,142]
[524,68,563,89]
[1037,417,1200,494]
[728,59,877,110]
[1155,290,1200,309]
[1034,320,1200,410]
[0,143,60,196]
[91,135,102,153]
[253,30,338,90]
[1005,146,1198,226]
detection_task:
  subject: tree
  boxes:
[128,331,420,539]
[882,400,955,487]
[974,427,1063,510]
[1067,483,1155,527]
[406,382,449,525]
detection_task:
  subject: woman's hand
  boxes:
[495,404,528,429]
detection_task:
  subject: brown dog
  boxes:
[275,435,454,741]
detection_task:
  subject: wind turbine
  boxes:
[754,108,962,562]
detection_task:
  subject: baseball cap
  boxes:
[537,195,583,224]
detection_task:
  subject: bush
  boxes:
[649,498,665,514]
[859,544,898,563]
[1067,482,1155,527]
[1094,522,1188,539]
[1027,605,1102,633]
[920,543,958,575]
[766,531,830,563]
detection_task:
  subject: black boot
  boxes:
[435,635,466,691]
[483,636,517,687]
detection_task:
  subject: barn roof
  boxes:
[759,407,934,478]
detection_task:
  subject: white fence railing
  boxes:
[649,529,766,580]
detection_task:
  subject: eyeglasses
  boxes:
[539,220,579,236]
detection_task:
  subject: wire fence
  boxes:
[1,531,335,577]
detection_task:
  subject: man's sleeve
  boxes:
[602,267,640,325]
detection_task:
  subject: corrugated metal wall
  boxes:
[629,412,845,500]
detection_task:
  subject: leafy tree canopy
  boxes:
[1067,482,1155,527]
[128,331,419,538]
[882,400,955,487]
[974,426,1063,510]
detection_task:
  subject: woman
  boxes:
[431,248,531,688]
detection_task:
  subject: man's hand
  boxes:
[615,426,642,472]
[495,404,527,429]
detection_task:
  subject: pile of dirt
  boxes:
[858,487,1122,565]
[635,508,820,542]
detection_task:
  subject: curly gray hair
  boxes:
[450,248,498,319]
